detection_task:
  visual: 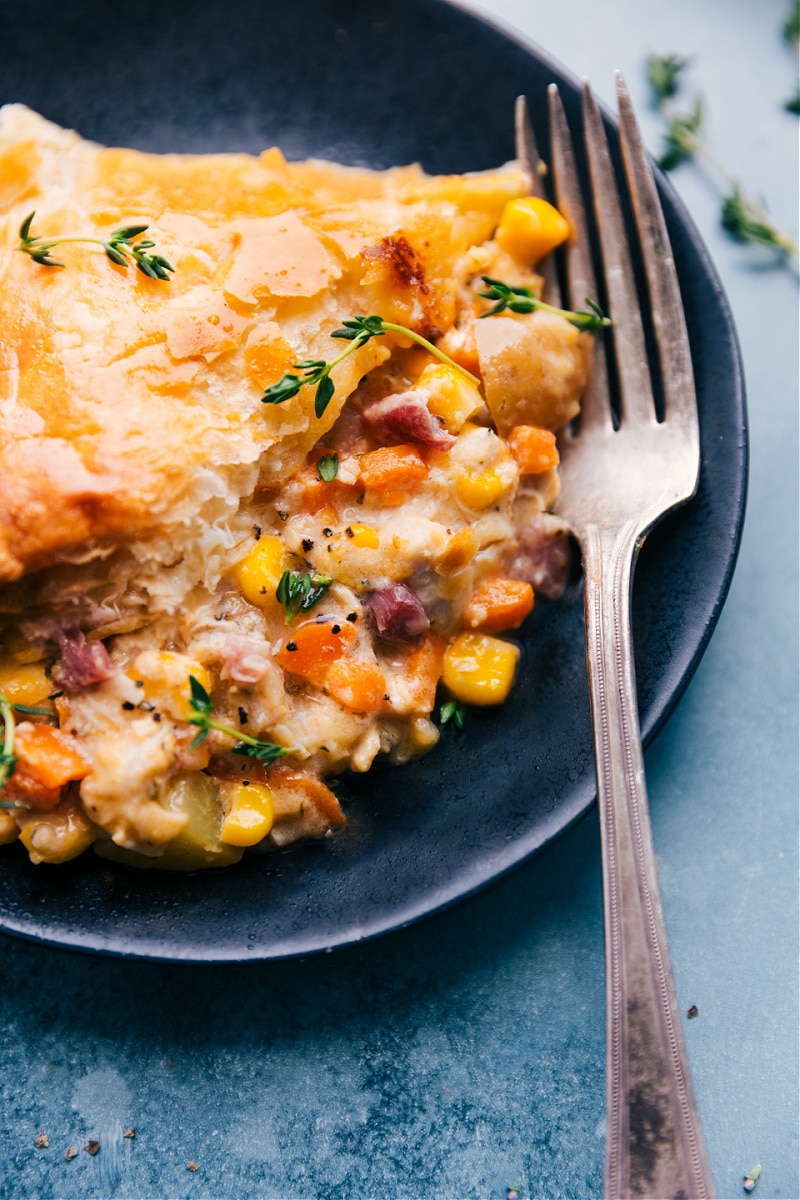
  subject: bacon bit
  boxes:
[367,583,429,642]
[220,635,271,685]
[507,516,575,600]
[122,1128,136,1139]
[65,1146,78,1160]
[35,1133,50,1149]
[53,630,114,692]
[84,1140,100,1156]
[186,1161,199,1172]
[363,391,455,450]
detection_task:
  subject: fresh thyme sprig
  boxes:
[16,213,175,280]
[261,315,480,419]
[478,278,611,332]
[275,569,333,625]
[647,54,799,259]
[186,676,293,765]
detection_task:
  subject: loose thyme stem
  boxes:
[648,56,799,259]
[661,98,798,257]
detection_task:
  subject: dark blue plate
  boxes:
[0,0,746,962]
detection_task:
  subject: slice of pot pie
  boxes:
[0,104,596,868]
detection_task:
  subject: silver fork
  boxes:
[518,77,715,1199]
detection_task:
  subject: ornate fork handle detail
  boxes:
[583,523,713,1200]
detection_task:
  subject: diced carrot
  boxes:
[298,466,362,515]
[403,633,447,710]
[274,620,357,687]
[507,425,559,474]
[6,723,92,811]
[358,444,428,505]
[462,578,534,633]
[325,658,387,713]
[3,773,61,811]
[14,724,91,790]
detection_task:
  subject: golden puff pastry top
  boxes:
[0,104,525,587]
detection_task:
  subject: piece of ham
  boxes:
[363,391,455,450]
[52,629,114,692]
[507,514,575,600]
[366,583,430,641]
[219,635,271,685]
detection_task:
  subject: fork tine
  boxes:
[615,72,698,436]
[514,95,545,198]
[548,83,612,433]
[582,80,655,427]
[515,96,560,305]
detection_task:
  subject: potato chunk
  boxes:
[474,311,590,434]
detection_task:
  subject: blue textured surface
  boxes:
[0,0,797,1197]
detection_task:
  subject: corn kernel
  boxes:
[220,781,275,847]
[442,632,520,706]
[456,469,509,510]
[495,197,570,264]
[0,660,52,707]
[346,523,380,549]
[418,363,484,433]
[232,535,284,607]
[128,652,211,721]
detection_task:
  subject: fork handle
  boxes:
[582,525,715,1200]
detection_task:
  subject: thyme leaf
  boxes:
[276,569,333,624]
[646,53,691,104]
[16,213,175,280]
[440,697,465,734]
[260,315,479,418]
[317,452,339,482]
[658,98,704,171]
[478,277,611,333]
[185,676,294,765]
[721,187,798,254]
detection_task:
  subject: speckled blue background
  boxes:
[0,0,797,1197]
